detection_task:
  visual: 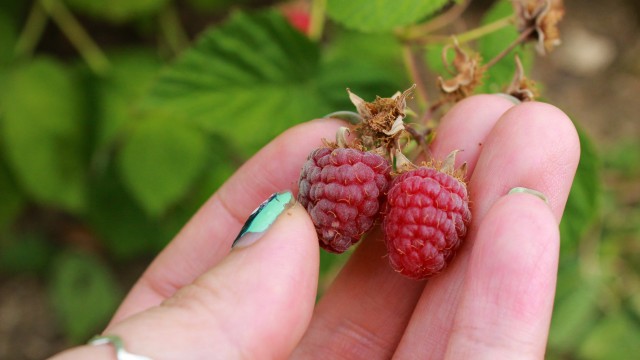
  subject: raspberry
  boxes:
[298,147,391,253]
[382,165,471,279]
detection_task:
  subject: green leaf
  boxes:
[0,9,17,64]
[603,139,640,179]
[94,50,162,151]
[326,0,449,33]
[559,126,601,257]
[87,133,236,259]
[0,155,24,232]
[320,30,409,104]
[144,10,329,156]
[84,164,167,260]
[154,134,237,250]
[318,250,349,298]
[0,58,87,212]
[548,261,600,352]
[63,0,170,23]
[578,311,640,359]
[0,232,53,274]
[117,115,209,216]
[144,10,407,156]
[477,0,534,93]
[49,251,122,343]
[424,42,449,77]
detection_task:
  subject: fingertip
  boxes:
[472,190,560,330]
[503,101,580,158]
[432,94,516,175]
[469,101,581,223]
[446,192,559,359]
[217,200,320,353]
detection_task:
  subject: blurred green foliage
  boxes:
[0,0,624,357]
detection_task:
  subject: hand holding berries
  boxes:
[297,87,471,279]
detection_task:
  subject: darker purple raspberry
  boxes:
[298,147,391,253]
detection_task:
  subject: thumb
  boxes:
[79,192,319,360]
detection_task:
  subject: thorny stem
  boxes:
[40,0,110,75]
[309,0,326,41]
[14,1,48,59]
[159,4,190,56]
[484,26,535,68]
[402,44,430,108]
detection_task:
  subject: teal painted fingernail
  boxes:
[232,191,294,248]
[508,187,549,205]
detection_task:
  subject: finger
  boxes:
[429,94,520,175]
[109,119,343,325]
[292,229,425,359]
[98,203,320,359]
[394,102,580,358]
[292,95,517,359]
[445,193,558,359]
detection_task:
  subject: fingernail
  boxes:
[508,187,549,205]
[232,191,294,249]
[494,93,522,105]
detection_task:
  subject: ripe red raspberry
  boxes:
[298,147,391,253]
[382,166,471,279]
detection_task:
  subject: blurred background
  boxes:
[0,0,638,358]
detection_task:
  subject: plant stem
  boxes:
[309,0,326,41]
[402,44,430,108]
[484,26,534,68]
[410,15,513,45]
[402,0,470,39]
[457,15,513,44]
[159,4,189,56]
[14,1,48,59]
[40,0,109,75]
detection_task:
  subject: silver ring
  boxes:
[88,335,153,360]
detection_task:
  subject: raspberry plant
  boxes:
[0,0,610,357]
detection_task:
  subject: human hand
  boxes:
[51,95,579,360]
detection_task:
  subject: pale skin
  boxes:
[51,95,580,360]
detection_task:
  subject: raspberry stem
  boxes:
[13,1,48,59]
[402,44,431,108]
[484,26,535,68]
[40,0,110,75]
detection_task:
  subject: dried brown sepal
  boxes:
[321,135,365,152]
[437,39,485,102]
[335,126,351,148]
[514,0,565,55]
[426,150,468,183]
[505,55,539,102]
[320,138,338,149]
[347,85,416,151]
[392,148,418,174]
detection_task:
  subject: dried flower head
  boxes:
[514,0,565,55]
[505,55,539,102]
[347,86,415,150]
[437,39,484,102]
